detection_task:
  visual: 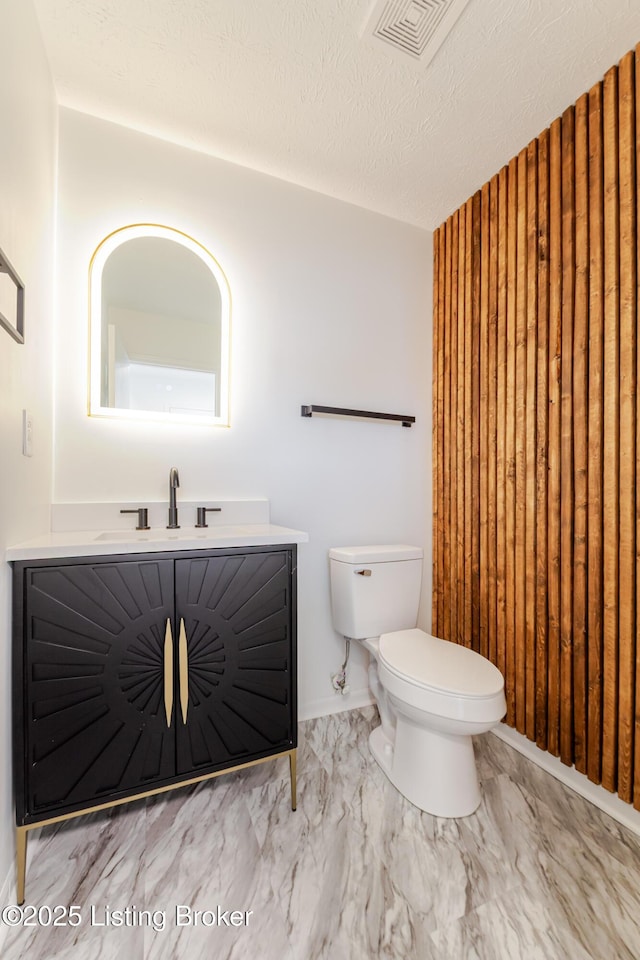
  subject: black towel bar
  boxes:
[301,405,415,427]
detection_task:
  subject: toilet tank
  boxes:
[329,544,423,639]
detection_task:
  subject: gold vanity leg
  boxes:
[289,749,297,811]
[16,827,28,906]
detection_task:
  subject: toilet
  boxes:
[329,544,506,817]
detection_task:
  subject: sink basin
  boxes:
[93,528,223,541]
[95,531,153,541]
[91,524,301,546]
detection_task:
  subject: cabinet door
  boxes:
[22,558,175,815]
[174,551,294,774]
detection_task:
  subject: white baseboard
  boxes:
[492,723,640,838]
[298,688,375,722]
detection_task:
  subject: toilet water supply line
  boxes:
[331,639,351,695]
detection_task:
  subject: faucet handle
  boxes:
[120,508,150,530]
[195,506,222,528]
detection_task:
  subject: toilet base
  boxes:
[369,717,481,818]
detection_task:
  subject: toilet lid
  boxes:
[379,629,504,698]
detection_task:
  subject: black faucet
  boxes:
[167,467,180,528]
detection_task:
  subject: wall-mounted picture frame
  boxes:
[0,245,24,344]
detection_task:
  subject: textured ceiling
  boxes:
[33,0,640,229]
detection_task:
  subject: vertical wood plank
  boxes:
[634,42,640,812]
[432,229,440,634]
[437,226,447,636]
[442,217,452,640]
[574,93,590,774]
[450,211,459,645]
[526,138,538,741]
[515,147,528,735]
[602,65,620,792]
[496,166,508,679]
[488,175,499,666]
[547,117,563,758]
[479,184,490,659]
[457,205,467,646]
[536,128,550,750]
[464,197,474,647]
[617,50,636,803]
[505,155,518,725]
[560,106,575,767]
[587,80,605,786]
[443,217,452,644]
[471,192,482,652]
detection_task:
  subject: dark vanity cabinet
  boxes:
[12,545,297,841]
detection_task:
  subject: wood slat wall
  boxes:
[432,44,639,808]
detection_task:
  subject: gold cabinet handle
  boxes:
[164,619,174,727]
[179,618,189,724]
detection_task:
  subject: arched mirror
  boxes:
[89,224,231,425]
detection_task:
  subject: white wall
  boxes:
[0,0,56,904]
[54,109,432,720]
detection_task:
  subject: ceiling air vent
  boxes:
[364,0,471,66]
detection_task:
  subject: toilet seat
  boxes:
[378,628,504,699]
[377,628,506,725]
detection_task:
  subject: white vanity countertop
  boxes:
[6,524,309,562]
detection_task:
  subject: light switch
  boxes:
[22,409,33,457]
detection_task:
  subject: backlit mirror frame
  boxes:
[89,223,231,426]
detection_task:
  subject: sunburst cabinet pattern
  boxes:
[13,546,297,825]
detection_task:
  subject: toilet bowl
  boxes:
[374,628,505,816]
[329,545,506,817]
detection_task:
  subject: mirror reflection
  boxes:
[89,225,230,425]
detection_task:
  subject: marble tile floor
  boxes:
[3,707,640,960]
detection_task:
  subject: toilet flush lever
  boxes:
[355,569,372,577]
